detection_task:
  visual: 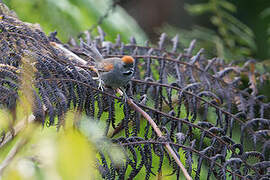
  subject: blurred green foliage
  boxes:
[161,0,258,62]
[261,7,270,53]
[3,0,147,43]
[0,102,128,180]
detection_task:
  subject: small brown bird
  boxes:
[81,42,135,91]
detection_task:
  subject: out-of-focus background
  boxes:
[3,0,270,63]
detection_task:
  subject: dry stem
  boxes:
[116,89,193,180]
[0,138,26,175]
[0,114,35,148]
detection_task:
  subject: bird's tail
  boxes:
[80,40,104,62]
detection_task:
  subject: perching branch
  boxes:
[116,88,193,180]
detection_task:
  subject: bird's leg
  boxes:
[89,66,105,91]
[97,78,105,91]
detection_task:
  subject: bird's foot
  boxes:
[93,76,105,91]
[98,78,105,91]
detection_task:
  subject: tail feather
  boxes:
[80,40,104,62]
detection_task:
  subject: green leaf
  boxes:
[218,1,236,12]
[185,3,212,15]
[3,0,147,43]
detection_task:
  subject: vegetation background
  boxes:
[4,0,270,62]
[0,0,269,179]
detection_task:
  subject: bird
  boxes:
[80,41,135,95]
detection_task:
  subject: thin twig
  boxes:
[0,138,26,175]
[116,88,193,180]
[0,114,35,148]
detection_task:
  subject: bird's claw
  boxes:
[98,78,105,91]
[93,76,105,91]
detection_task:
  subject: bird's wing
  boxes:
[96,59,116,72]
